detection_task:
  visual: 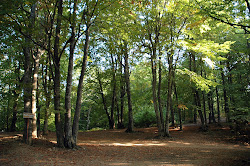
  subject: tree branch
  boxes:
[7,14,49,51]
[209,14,250,34]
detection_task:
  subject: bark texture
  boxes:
[53,0,64,148]
[124,44,133,133]
[72,27,90,147]
[64,0,77,149]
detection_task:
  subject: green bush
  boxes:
[134,106,156,128]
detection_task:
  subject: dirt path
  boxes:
[0,124,249,166]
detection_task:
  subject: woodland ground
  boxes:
[0,123,249,166]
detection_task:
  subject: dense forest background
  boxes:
[0,0,249,148]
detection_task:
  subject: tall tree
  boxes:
[31,48,41,138]
[124,42,134,133]
[52,0,64,148]
[64,0,78,149]
[22,2,37,145]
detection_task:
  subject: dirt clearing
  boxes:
[0,124,249,166]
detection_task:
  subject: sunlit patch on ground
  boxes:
[1,124,249,166]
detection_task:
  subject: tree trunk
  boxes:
[200,68,207,125]
[124,43,133,133]
[227,65,234,122]
[195,91,207,131]
[174,82,182,131]
[53,0,64,148]
[22,2,37,145]
[215,84,221,125]
[42,63,51,135]
[189,53,197,124]
[170,103,175,126]
[7,95,10,131]
[72,27,90,148]
[170,61,175,127]
[10,90,18,132]
[208,89,216,124]
[202,91,207,126]
[23,44,32,145]
[37,90,41,136]
[208,92,212,124]
[210,91,216,123]
[64,0,77,149]
[118,58,125,129]
[119,85,125,128]
[191,53,206,131]
[110,54,117,129]
[221,69,230,122]
[86,107,91,130]
[54,67,64,147]
[165,54,173,137]
[157,56,164,133]
[97,71,113,129]
[151,51,162,135]
[31,49,41,138]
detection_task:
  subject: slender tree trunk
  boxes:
[210,90,216,123]
[191,53,206,131]
[10,101,18,132]
[195,91,206,130]
[53,0,64,148]
[64,0,77,149]
[165,53,174,137]
[4,106,8,131]
[23,45,32,145]
[145,15,162,135]
[72,27,90,147]
[215,84,221,125]
[200,68,207,125]
[10,90,18,132]
[208,89,216,124]
[151,51,162,135]
[118,58,125,129]
[174,82,182,131]
[11,64,21,132]
[202,92,207,126]
[157,56,164,133]
[37,88,41,136]
[124,43,133,133]
[227,67,234,122]
[97,71,113,128]
[208,92,212,124]
[54,66,64,147]
[119,86,125,128]
[86,107,91,130]
[189,53,197,124]
[110,54,117,129]
[170,64,175,127]
[170,100,175,127]
[31,49,40,138]
[165,23,175,135]
[42,63,51,135]
[221,68,230,122]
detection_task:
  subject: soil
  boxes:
[0,124,249,166]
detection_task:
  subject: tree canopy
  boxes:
[0,0,249,148]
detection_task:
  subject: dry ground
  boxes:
[0,124,249,166]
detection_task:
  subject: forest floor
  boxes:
[0,123,249,166]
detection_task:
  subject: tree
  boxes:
[64,0,78,149]
[124,42,134,132]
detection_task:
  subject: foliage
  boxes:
[134,106,157,128]
[0,0,249,146]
